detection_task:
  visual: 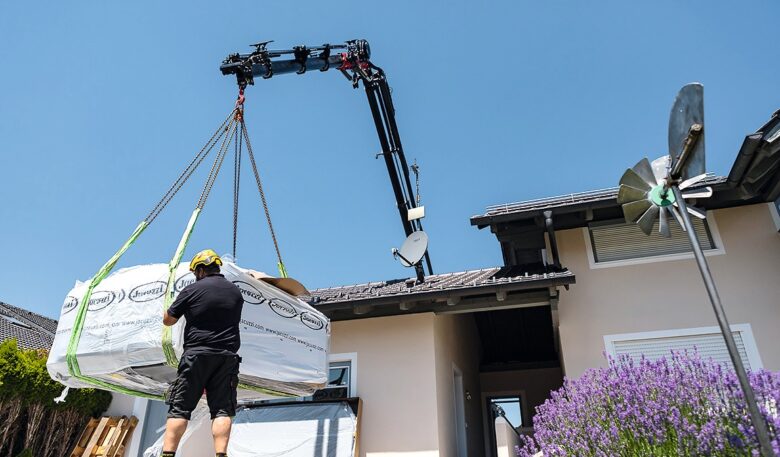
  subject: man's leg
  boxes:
[212,416,232,454]
[164,353,204,456]
[205,354,240,456]
[162,418,188,454]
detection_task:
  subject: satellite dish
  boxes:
[392,231,428,267]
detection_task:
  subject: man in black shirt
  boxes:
[161,249,244,457]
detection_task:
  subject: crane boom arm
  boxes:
[220,40,432,279]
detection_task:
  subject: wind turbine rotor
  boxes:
[617,157,711,236]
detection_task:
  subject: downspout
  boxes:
[543,210,561,270]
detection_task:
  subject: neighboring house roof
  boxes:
[0,302,57,350]
[310,266,574,320]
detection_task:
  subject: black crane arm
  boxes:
[220,40,432,278]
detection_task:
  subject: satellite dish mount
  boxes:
[392,231,429,284]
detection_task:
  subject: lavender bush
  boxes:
[516,353,779,456]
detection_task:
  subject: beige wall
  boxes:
[331,313,441,457]
[494,417,521,457]
[433,313,483,457]
[556,203,780,377]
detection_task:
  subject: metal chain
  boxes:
[145,109,235,224]
[240,118,285,271]
[232,122,243,259]
[197,119,237,209]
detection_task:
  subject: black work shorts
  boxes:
[165,352,240,420]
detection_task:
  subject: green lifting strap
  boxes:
[64,221,164,400]
[162,208,202,367]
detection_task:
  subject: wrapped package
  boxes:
[144,400,358,457]
[47,261,329,400]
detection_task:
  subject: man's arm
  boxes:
[163,311,179,326]
[164,286,192,326]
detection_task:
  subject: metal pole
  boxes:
[672,186,775,456]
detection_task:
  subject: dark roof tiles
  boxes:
[309,267,573,305]
[472,175,728,222]
[0,302,57,350]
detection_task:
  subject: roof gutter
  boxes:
[313,273,575,312]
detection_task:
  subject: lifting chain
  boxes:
[240,117,288,277]
[144,110,235,225]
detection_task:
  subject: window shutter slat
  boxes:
[590,217,715,263]
[611,331,750,371]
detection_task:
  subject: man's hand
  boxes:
[163,311,179,327]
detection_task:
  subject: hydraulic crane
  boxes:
[220,39,433,280]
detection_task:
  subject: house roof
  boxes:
[309,266,574,319]
[471,109,780,230]
[470,175,728,228]
[0,302,57,350]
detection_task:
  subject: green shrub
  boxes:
[0,339,112,456]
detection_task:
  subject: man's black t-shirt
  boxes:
[167,273,244,355]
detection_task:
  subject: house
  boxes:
[0,301,57,350]
[300,110,780,457]
[7,110,778,457]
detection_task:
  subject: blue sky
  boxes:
[1,1,778,318]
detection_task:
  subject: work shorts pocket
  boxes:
[164,378,180,405]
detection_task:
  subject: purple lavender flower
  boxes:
[516,352,780,456]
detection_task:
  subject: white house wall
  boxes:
[556,203,780,377]
[433,313,483,457]
[330,313,440,457]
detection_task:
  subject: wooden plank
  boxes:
[107,416,138,457]
[98,417,124,456]
[103,417,127,457]
[70,418,100,457]
[80,417,111,457]
[353,398,363,457]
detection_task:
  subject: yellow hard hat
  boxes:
[189,249,223,271]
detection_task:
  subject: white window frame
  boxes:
[603,324,763,370]
[583,210,725,269]
[328,352,358,397]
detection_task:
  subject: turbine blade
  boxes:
[617,184,648,204]
[670,206,686,231]
[622,199,652,223]
[679,173,707,190]
[686,205,707,219]
[681,186,713,199]
[632,158,659,187]
[651,156,670,183]
[637,205,660,235]
[620,168,653,192]
[659,207,671,238]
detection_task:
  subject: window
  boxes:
[488,396,523,428]
[327,360,352,396]
[2,315,32,329]
[584,214,723,267]
[604,324,763,371]
[313,353,357,400]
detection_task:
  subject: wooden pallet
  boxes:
[69,415,139,457]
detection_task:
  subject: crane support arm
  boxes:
[220,40,432,278]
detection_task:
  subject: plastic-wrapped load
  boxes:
[47,261,329,400]
[143,401,359,457]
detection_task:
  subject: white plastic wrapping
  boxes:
[47,261,329,399]
[143,401,358,457]
[228,402,357,457]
